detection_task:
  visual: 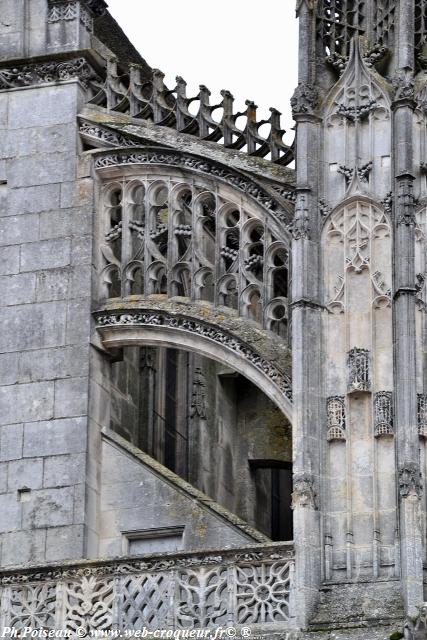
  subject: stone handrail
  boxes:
[0,543,295,634]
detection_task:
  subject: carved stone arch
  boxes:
[94,300,293,422]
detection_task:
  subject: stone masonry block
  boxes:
[8,458,43,491]
[43,453,86,488]
[0,245,20,275]
[8,153,75,188]
[0,353,19,386]
[39,208,92,240]
[8,85,79,129]
[0,381,54,425]
[1,528,46,566]
[0,273,36,306]
[7,184,60,217]
[0,493,21,533]
[19,345,89,383]
[0,214,39,246]
[0,424,23,462]
[22,486,74,529]
[20,238,71,272]
[45,524,84,562]
[36,269,70,302]
[60,179,94,209]
[54,377,88,418]
[0,302,67,353]
[23,417,87,457]
[71,236,93,266]
[0,463,7,493]
[66,297,91,345]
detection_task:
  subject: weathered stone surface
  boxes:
[22,486,74,528]
[1,529,46,566]
[18,345,89,383]
[43,453,86,488]
[0,245,20,275]
[0,273,36,306]
[54,377,88,418]
[0,424,23,462]
[20,238,71,272]
[45,524,85,562]
[0,381,54,425]
[23,417,87,457]
[36,268,70,302]
[7,458,43,491]
[6,184,60,216]
[0,214,39,246]
[0,302,67,353]
[0,493,21,533]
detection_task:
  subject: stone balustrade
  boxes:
[0,543,295,634]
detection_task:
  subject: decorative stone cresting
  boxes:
[0,545,295,631]
[87,60,293,166]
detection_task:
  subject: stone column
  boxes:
[392,0,424,614]
[291,0,322,627]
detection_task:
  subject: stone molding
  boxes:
[95,310,293,402]
[0,58,98,90]
[94,149,293,227]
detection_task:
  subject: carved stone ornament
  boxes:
[397,176,416,226]
[191,368,208,419]
[326,396,346,441]
[0,58,98,90]
[393,68,415,102]
[95,311,293,402]
[290,192,310,240]
[398,463,423,499]
[292,474,318,509]
[48,0,107,16]
[79,122,140,148]
[418,394,427,438]
[94,150,293,228]
[0,544,295,631]
[290,82,318,116]
[374,391,393,437]
[347,347,371,393]
[404,603,427,639]
[296,0,316,12]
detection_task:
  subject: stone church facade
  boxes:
[1,0,427,638]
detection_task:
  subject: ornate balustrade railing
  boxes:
[0,543,296,634]
[88,60,294,166]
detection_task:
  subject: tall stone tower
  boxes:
[0,0,426,638]
[292,0,427,635]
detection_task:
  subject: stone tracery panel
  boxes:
[99,173,290,339]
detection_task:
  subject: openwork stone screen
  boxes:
[316,0,366,59]
[100,174,290,338]
[374,0,396,47]
[0,546,295,633]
